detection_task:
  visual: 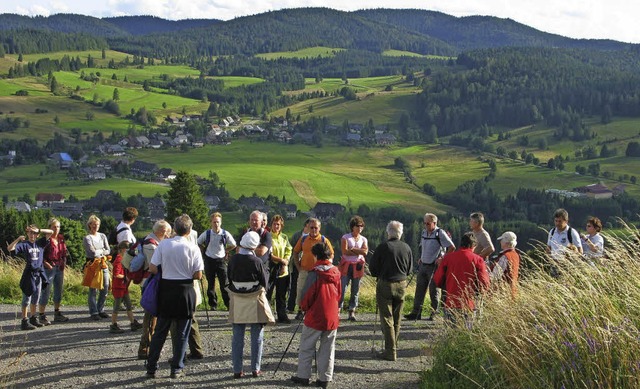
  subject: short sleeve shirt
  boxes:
[151,236,204,280]
[15,240,44,271]
[547,225,583,259]
[420,227,454,264]
[197,229,236,258]
[473,229,494,258]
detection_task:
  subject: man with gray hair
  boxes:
[405,213,455,321]
[369,221,413,361]
[145,214,204,379]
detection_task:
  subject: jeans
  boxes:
[411,263,439,315]
[203,257,229,309]
[339,265,361,311]
[88,268,110,315]
[147,317,191,374]
[232,323,264,373]
[39,266,64,306]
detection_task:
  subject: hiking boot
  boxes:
[170,370,185,379]
[233,372,244,379]
[188,352,204,360]
[130,319,143,331]
[290,376,310,386]
[426,313,436,321]
[295,311,304,320]
[252,370,263,377]
[21,318,36,331]
[109,323,126,334]
[277,316,291,324]
[348,310,357,322]
[54,311,69,322]
[315,379,329,388]
[376,351,397,361]
[29,315,43,328]
[98,312,110,318]
[38,313,51,326]
[404,312,421,320]
[91,314,101,321]
[145,371,156,379]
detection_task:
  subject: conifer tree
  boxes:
[165,171,209,233]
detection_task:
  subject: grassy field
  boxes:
[382,50,453,60]
[2,50,135,71]
[256,46,346,60]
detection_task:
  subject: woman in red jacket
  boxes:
[291,242,341,389]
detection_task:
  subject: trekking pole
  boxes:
[371,302,378,354]
[273,313,305,376]
[198,279,211,327]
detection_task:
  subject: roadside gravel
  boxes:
[0,304,438,388]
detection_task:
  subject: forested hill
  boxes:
[102,16,220,36]
[0,8,636,56]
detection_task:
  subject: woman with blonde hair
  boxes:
[37,217,70,324]
[83,214,111,320]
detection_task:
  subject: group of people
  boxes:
[9,205,604,386]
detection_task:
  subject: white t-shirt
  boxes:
[582,233,604,259]
[151,236,204,280]
[547,225,582,259]
[197,229,236,258]
[116,221,136,244]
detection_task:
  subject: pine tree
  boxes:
[165,171,209,233]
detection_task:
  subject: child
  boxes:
[291,242,341,388]
[8,224,53,330]
[111,241,142,333]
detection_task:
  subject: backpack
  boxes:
[204,229,227,248]
[551,227,575,245]
[123,238,158,284]
[109,225,129,246]
[421,227,451,258]
[301,234,326,245]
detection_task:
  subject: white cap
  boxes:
[240,231,260,250]
[498,231,517,246]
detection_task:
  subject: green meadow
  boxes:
[256,46,345,60]
[4,50,134,68]
[381,50,453,60]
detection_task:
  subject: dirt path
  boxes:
[0,304,437,388]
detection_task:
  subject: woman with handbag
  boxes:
[227,231,272,379]
[339,216,368,321]
[83,214,111,321]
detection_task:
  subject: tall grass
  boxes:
[421,229,640,388]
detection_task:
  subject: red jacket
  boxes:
[300,260,341,331]
[434,248,490,310]
[111,254,130,298]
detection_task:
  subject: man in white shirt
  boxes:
[145,214,204,379]
[546,208,583,261]
[116,207,138,244]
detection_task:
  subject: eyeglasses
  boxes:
[356,224,364,227]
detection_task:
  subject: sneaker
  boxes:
[21,318,36,331]
[109,323,126,334]
[130,320,143,331]
[29,315,43,328]
[252,370,263,377]
[290,376,310,386]
[38,313,51,326]
[54,311,69,322]
[295,311,305,320]
[315,379,329,388]
[403,313,421,320]
[170,370,185,379]
[90,314,101,321]
[233,372,244,379]
[98,312,110,318]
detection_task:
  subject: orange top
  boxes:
[294,234,334,271]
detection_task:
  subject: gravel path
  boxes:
[0,304,437,388]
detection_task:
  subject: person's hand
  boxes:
[281,259,288,267]
[436,257,443,266]
[44,262,53,270]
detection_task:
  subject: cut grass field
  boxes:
[256,46,346,60]
[381,50,453,60]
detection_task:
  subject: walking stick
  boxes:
[273,313,305,376]
[198,279,211,327]
[371,302,379,354]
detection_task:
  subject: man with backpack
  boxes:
[405,213,455,321]
[197,212,237,311]
[292,218,334,320]
[546,208,583,260]
[114,207,138,245]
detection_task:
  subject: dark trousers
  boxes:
[146,317,191,374]
[287,265,299,312]
[204,257,229,309]
[170,316,203,358]
[411,263,441,315]
[267,274,290,320]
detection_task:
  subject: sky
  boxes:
[2,0,638,44]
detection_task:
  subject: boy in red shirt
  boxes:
[111,241,142,333]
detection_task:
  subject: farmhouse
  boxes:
[157,168,176,181]
[375,133,396,146]
[36,193,65,208]
[51,202,84,220]
[49,152,73,169]
[311,202,345,221]
[205,195,221,210]
[7,201,31,212]
[282,204,298,219]
[81,167,106,180]
[131,160,159,176]
[574,183,613,200]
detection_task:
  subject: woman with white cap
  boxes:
[490,231,520,298]
[227,231,271,379]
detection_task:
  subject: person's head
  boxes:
[117,240,130,254]
[123,207,139,223]
[497,231,517,249]
[302,218,312,234]
[460,232,477,249]
[87,214,100,233]
[423,213,438,233]
[240,231,260,250]
[261,212,268,228]
[210,212,222,231]
[25,224,39,242]
[349,216,365,234]
[311,242,331,261]
[153,220,172,240]
[174,214,193,237]
[586,216,603,234]
[386,220,403,240]
[469,212,484,231]
[271,214,284,234]
[48,217,61,236]
[308,218,321,238]
[553,208,569,230]
[249,210,263,232]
